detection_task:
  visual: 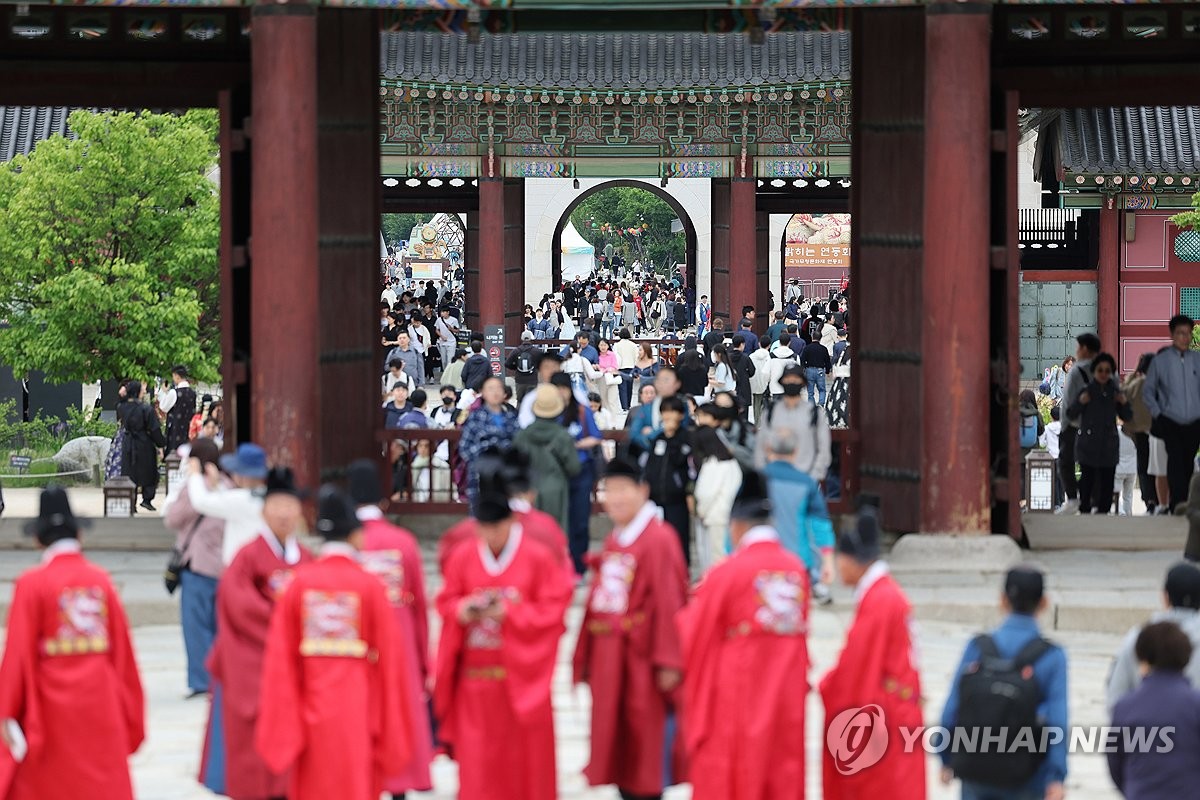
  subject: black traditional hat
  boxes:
[315,485,361,540]
[345,458,383,506]
[264,466,308,499]
[603,457,645,484]
[24,485,90,539]
[497,447,533,495]
[730,469,772,521]
[836,504,882,563]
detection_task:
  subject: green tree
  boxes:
[0,109,220,383]
[569,186,685,275]
[381,213,428,250]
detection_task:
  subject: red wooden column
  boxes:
[316,8,379,480]
[922,2,991,534]
[503,178,527,342]
[249,1,319,486]
[729,175,758,324]
[710,179,731,324]
[478,157,505,333]
[1098,201,1120,358]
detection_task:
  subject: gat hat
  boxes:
[1166,562,1200,610]
[532,384,566,419]
[24,485,91,539]
[730,469,772,521]
[521,331,534,342]
[603,457,645,484]
[346,458,383,506]
[837,505,882,563]
[264,466,308,499]
[315,485,361,540]
[472,456,513,523]
[500,448,533,495]
[219,443,269,480]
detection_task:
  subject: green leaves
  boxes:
[569,186,686,275]
[0,109,219,384]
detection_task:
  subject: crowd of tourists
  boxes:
[1030,316,1200,547]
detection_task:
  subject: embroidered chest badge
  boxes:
[267,568,297,600]
[590,552,637,616]
[45,586,109,656]
[753,571,805,635]
[300,590,368,658]
[362,550,407,606]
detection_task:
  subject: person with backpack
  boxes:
[1019,388,1045,462]
[1121,352,1161,514]
[1056,332,1101,515]
[939,565,1067,800]
[695,294,711,339]
[755,364,832,481]
[506,331,541,403]
[460,339,491,393]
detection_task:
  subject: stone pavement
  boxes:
[3,541,1143,799]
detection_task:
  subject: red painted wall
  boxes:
[1119,211,1186,371]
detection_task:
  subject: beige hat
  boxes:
[531,384,566,419]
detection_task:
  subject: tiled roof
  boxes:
[1057,106,1200,175]
[380,31,850,91]
[0,106,77,163]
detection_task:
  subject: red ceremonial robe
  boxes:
[434,524,572,800]
[573,503,689,795]
[255,546,413,800]
[205,532,311,799]
[0,542,144,800]
[437,502,570,578]
[819,564,925,800]
[677,530,810,800]
[359,510,434,793]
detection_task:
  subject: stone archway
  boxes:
[524,177,710,306]
[549,180,698,295]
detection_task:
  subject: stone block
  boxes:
[889,533,1023,572]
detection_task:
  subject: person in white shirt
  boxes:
[185,442,269,564]
[749,337,773,425]
[612,328,640,411]
[820,317,839,351]
[1039,405,1064,510]
[435,307,461,373]
[1115,424,1139,516]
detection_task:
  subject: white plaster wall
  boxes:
[1018,136,1043,209]
[769,213,789,310]
[524,177,712,303]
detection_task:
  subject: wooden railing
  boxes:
[375,421,858,517]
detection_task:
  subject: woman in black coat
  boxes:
[1066,352,1132,515]
[118,380,166,511]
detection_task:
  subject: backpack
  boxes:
[949,635,1052,788]
[515,348,536,374]
[462,354,490,392]
[1019,414,1038,449]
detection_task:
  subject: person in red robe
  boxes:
[434,461,573,800]
[574,457,689,800]
[201,467,312,799]
[436,448,572,578]
[0,487,144,800]
[255,486,414,800]
[346,458,434,797]
[677,470,810,800]
[819,505,925,800]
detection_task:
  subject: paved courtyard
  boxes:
[0,542,1138,799]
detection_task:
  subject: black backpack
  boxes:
[515,348,536,374]
[949,635,1052,788]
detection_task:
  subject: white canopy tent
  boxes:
[560,220,596,281]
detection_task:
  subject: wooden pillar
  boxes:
[1098,201,1120,359]
[921,2,991,534]
[465,210,482,333]
[503,178,526,342]
[755,209,772,330]
[710,179,731,324]
[218,87,250,450]
[316,8,379,480]
[249,1,319,487]
[851,7,925,532]
[729,175,758,326]
[478,158,505,334]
